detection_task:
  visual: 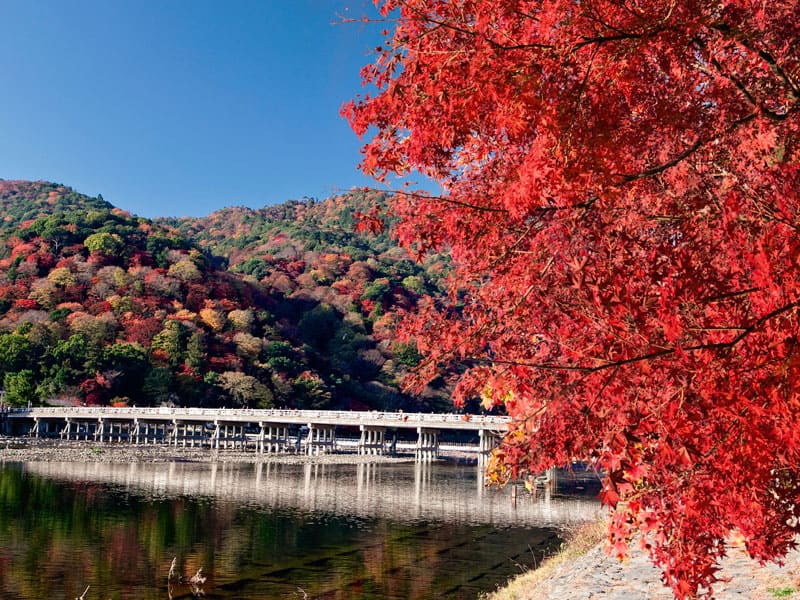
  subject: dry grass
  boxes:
[483,516,608,600]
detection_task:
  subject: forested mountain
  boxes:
[0,180,449,411]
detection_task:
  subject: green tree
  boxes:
[151,321,188,367]
[0,333,35,381]
[297,304,338,350]
[142,367,173,406]
[103,343,149,398]
[393,341,422,367]
[292,373,331,410]
[49,334,90,384]
[3,370,38,407]
[185,331,207,371]
[83,232,124,256]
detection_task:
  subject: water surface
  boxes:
[0,460,600,599]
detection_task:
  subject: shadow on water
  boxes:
[0,460,601,599]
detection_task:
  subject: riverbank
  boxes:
[0,437,418,465]
[486,519,800,599]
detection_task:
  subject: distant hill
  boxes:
[0,180,451,411]
[0,180,114,232]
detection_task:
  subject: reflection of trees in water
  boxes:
[0,462,596,599]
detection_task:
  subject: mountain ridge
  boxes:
[0,180,449,412]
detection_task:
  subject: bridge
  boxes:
[3,407,511,461]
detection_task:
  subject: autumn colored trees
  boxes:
[346,1,800,597]
[0,181,444,413]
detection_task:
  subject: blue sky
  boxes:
[0,0,390,217]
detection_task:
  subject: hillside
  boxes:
[0,180,449,411]
[0,181,114,232]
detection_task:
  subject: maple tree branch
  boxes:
[613,110,758,184]
[709,23,800,101]
[700,47,795,122]
[617,140,703,183]
[401,2,670,54]
[489,222,536,269]
[354,186,509,214]
[573,30,659,51]
[399,2,553,52]
[467,300,800,374]
[701,287,760,304]
[403,189,509,213]
[753,46,800,100]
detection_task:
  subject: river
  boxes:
[0,459,600,599]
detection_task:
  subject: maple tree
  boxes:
[345,1,800,597]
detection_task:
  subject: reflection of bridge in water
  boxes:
[23,460,601,527]
[7,407,510,462]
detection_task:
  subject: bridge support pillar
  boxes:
[358,426,386,455]
[478,429,501,467]
[210,421,245,449]
[60,418,72,440]
[212,422,220,449]
[258,424,289,454]
[169,420,177,447]
[305,424,336,455]
[415,427,439,461]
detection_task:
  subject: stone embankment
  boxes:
[490,523,800,600]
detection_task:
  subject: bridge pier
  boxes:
[211,421,247,450]
[184,422,204,447]
[478,429,501,467]
[415,427,439,461]
[137,420,169,444]
[60,418,70,440]
[172,421,205,447]
[62,418,93,441]
[258,423,289,453]
[358,425,386,455]
[305,424,336,455]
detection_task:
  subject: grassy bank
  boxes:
[483,516,608,600]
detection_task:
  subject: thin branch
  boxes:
[574,30,655,51]
[709,23,800,100]
[399,1,553,51]
[617,140,703,182]
[466,300,799,374]
[355,186,510,214]
[699,43,794,122]
[701,287,760,303]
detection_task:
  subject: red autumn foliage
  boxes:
[346,1,800,598]
[14,299,38,310]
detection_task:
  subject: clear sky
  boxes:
[0,0,389,218]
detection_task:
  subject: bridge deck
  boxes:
[4,407,510,461]
[8,407,510,432]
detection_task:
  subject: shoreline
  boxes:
[0,437,424,465]
[486,521,800,600]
